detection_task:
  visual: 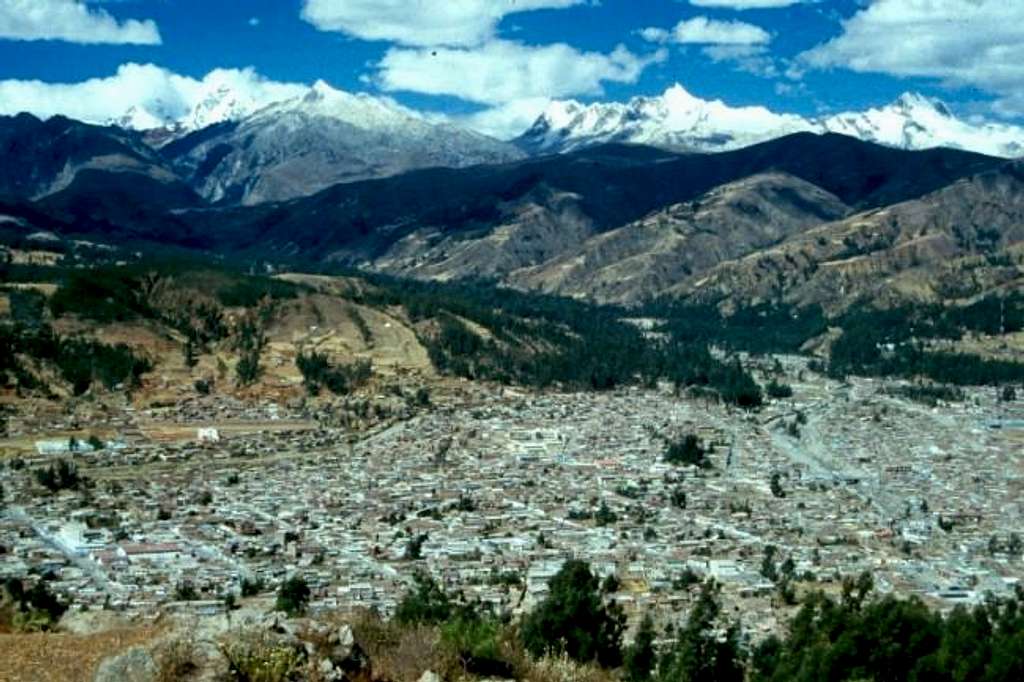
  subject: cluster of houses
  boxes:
[1,359,1022,638]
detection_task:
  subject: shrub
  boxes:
[154,635,199,682]
[441,611,513,678]
[220,630,304,682]
[275,576,310,617]
[240,577,265,597]
[766,380,794,399]
[395,570,452,626]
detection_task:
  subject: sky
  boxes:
[0,1,1021,139]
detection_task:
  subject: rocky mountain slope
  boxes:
[162,81,524,205]
[676,162,1024,311]
[178,134,996,279]
[3,121,1019,312]
[0,113,194,204]
[518,85,1024,158]
[508,173,850,304]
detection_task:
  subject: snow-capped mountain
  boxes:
[820,92,1024,158]
[164,80,524,205]
[517,84,1024,158]
[107,72,307,136]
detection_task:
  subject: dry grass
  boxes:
[153,633,201,682]
[522,653,620,682]
[350,610,455,682]
[0,626,160,682]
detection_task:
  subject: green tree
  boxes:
[395,570,452,626]
[520,559,625,668]
[658,581,744,682]
[665,434,711,468]
[35,460,83,493]
[275,575,310,616]
[624,613,658,682]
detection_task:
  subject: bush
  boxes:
[220,630,304,682]
[441,611,513,678]
[240,577,265,597]
[275,576,310,617]
[2,578,68,631]
[766,380,793,399]
[395,570,452,626]
[154,635,199,682]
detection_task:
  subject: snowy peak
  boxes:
[820,92,1024,158]
[517,83,815,155]
[518,85,1024,159]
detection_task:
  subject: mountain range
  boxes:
[518,85,1024,159]
[2,81,1024,314]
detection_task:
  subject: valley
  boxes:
[2,71,1024,682]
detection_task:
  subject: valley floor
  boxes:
[2,360,1023,652]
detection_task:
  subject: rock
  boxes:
[330,624,369,675]
[419,671,441,682]
[318,657,345,681]
[335,624,355,652]
[94,646,158,682]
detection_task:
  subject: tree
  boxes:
[760,545,778,582]
[395,570,452,626]
[766,380,793,399]
[183,338,198,369]
[658,581,744,682]
[520,560,625,668]
[404,533,427,560]
[35,460,83,493]
[595,501,618,527]
[671,488,688,509]
[770,472,786,499]
[235,349,262,387]
[275,575,310,616]
[624,613,657,682]
[665,434,711,468]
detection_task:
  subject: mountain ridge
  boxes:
[517,84,1024,159]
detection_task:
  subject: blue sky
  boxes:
[0,1,1020,137]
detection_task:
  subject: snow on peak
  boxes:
[518,83,815,154]
[518,86,1024,159]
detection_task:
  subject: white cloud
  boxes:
[301,0,584,47]
[375,40,666,105]
[689,0,803,8]
[0,63,307,128]
[643,16,770,45]
[0,0,160,44]
[458,98,553,140]
[799,0,1024,116]
[702,44,778,78]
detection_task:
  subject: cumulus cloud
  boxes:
[0,0,161,44]
[0,63,307,127]
[458,98,553,140]
[799,0,1024,115]
[375,40,666,105]
[301,0,584,47]
[642,16,770,45]
[689,0,803,8]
